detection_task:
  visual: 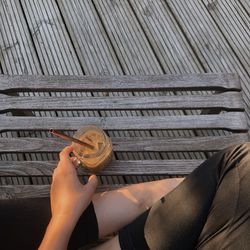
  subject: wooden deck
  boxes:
[0,0,250,186]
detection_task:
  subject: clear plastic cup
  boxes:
[72,125,113,172]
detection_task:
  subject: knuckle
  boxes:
[59,151,65,159]
[53,167,58,176]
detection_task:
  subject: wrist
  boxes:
[39,215,77,250]
[51,213,78,231]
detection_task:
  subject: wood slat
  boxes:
[0,134,248,153]
[57,0,123,75]
[20,0,143,164]
[130,0,203,74]
[0,112,247,132]
[0,159,202,176]
[58,0,203,161]
[20,0,83,75]
[0,74,241,92]
[0,0,42,75]
[203,0,250,76]
[240,0,250,13]
[0,92,244,112]
[203,0,250,119]
[0,184,130,199]
[167,0,250,123]
[128,0,232,153]
[0,0,40,179]
[57,0,161,162]
[0,185,50,199]
[0,0,73,168]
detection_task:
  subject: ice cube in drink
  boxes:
[72,126,113,172]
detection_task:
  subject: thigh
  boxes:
[197,145,250,249]
[115,143,250,250]
[145,143,250,250]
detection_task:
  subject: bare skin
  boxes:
[91,178,183,250]
[39,145,184,250]
[93,177,184,238]
[39,146,98,250]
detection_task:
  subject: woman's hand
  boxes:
[51,145,98,222]
[39,145,98,250]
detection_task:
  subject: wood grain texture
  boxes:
[0,134,248,153]
[167,0,250,123]
[240,0,250,13]
[0,74,241,92]
[0,0,71,171]
[0,112,248,132]
[203,0,250,76]
[56,0,160,162]
[0,92,244,112]
[202,0,250,117]
[0,185,50,199]
[20,0,83,75]
[0,159,202,176]
[0,0,250,195]
[0,0,42,75]
[128,0,227,153]
[129,0,204,75]
[56,0,123,75]
[0,184,130,199]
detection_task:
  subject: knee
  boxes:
[221,142,250,168]
[223,142,250,156]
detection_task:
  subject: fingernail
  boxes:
[88,175,96,181]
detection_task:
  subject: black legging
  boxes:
[1,143,250,250]
[119,142,250,249]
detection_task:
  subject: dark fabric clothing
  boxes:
[118,143,250,250]
[119,209,150,250]
[0,200,98,250]
[1,143,250,250]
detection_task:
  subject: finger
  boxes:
[59,145,74,161]
[52,167,59,182]
[83,175,98,198]
[70,156,80,168]
[88,175,98,185]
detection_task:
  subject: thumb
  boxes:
[83,175,98,198]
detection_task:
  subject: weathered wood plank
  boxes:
[203,0,250,119]
[0,0,68,167]
[57,0,123,75]
[203,0,250,76]
[0,159,202,176]
[20,0,96,118]
[0,0,42,171]
[12,0,106,166]
[93,0,162,74]
[0,112,247,131]
[0,0,42,75]
[58,0,202,161]
[0,134,248,153]
[0,184,133,199]
[0,185,51,199]
[57,0,156,161]
[0,92,244,112]
[92,0,214,161]
[0,74,241,92]
[240,0,250,15]
[20,0,82,75]
[130,0,203,74]
[128,0,228,150]
[167,0,250,123]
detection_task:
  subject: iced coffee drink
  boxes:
[72,126,113,172]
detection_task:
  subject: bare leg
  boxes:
[92,177,184,238]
